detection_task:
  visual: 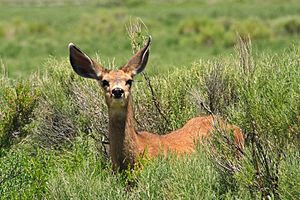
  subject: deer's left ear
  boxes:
[122,36,151,75]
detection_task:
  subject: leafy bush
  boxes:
[0,80,39,150]
[182,37,300,199]
[190,59,238,115]
[215,38,299,198]
[45,145,224,199]
[28,22,52,35]
[45,138,128,200]
[75,9,129,37]
[1,24,300,198]
[134,147,221,199]
[31,59,108,151]
[178,17,274,48]
[134,69,199,134]
[229,18,273,40]
[273,15,300,36]
[178,18,231,47]
[0,147,52,199]
[0,135,106,199]
[278,148,300,198]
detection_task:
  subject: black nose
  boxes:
[112,88,124,99]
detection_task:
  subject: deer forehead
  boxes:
[102,70,132,83]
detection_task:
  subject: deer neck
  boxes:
[108,99,139,170]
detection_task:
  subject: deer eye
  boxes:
[102,80,109,87]
[126,79,133,87]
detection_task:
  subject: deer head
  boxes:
[68,37,151,109]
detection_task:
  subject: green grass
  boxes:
[46,146,222,199]
[1,40,300,199]
[1,0,300,78]
[1,0,300,199]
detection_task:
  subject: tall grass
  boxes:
[1,0,300,78]
[0,41,299,198]
[1,16,300,198]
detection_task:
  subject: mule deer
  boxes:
[68,37,244,171]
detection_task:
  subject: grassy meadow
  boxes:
[1,0,300,77]
[1,0,300,199]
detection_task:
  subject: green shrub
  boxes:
[0,147,52,199]
[178,18,230,47]
[1,22,300,198]
[134,147,221,199]
[0,135,106,199]
[0,80,39,150]
[46,138,128,200]
[27,22,52,35]
[75,9,129,36]
[46,145,223,199]
[273,15,300,36]
[190,59,238,115]
[31,59,108,150]
[0,23,4,38]
[230,18,273,40]
[278,148,300,199]
[185,38,300,199]
[178,17,274,48]
[134,69,200,134]
[227,39,299,198]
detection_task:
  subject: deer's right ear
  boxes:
[121,36,151,76]
[68,43,105,80]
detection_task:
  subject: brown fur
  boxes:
[68,37,244,171]
[108,98,244,170]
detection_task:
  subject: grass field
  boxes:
[1,0,300,77]
[1,0,300,199]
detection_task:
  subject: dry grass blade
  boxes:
[126,18,149,53]
[126,18,170,131]
[235,34,254,77]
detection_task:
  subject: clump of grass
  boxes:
[133,146,221,199]
[230,18,273,40]
[273,15,300,36]
[0,79,40,150]
[45,139,128,199]
[228,38,299,198]
[1,18,300,198]
[32,59,109,152]
[178,18,231,47]
[178,17,273,48]
[190,59,238,115]
[188,36,300,199]
[278,148,300,198]
[0,147,53,199]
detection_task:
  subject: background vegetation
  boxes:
[0,0,300,199]
[1,0,300,78]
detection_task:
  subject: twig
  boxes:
[126,19,169,129]
[192,95,245,172]
[142,72,170,125]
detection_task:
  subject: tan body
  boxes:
[109,99,243,170]
[68,37,244,171]
[138,116,243,158]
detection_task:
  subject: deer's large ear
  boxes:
[69,43,106,79]
[122,36,151,75]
